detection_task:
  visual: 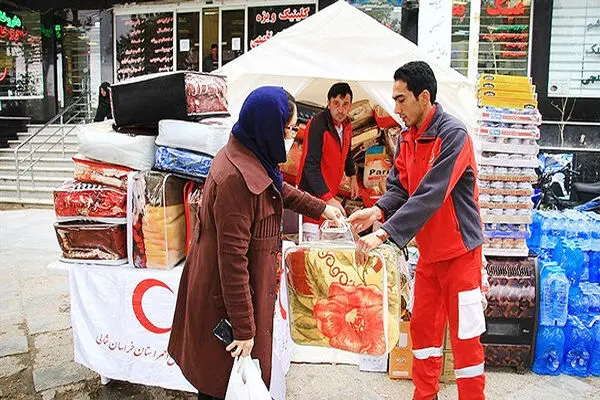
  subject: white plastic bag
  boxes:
[225,357,271,400]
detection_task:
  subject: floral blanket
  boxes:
[285,246,400,355]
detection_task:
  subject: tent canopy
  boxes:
[217,0,476,128]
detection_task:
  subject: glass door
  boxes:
[221,9,245,67]
[176,12,200,71]
[202,8,219,72]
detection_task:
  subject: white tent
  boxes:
[217,0,477,128]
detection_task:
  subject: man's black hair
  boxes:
[393,61,437,104]
[327,82,353,102]
[283,89,296,122]
[211,43,218,49]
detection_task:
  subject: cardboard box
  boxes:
[444,324,452,350]
[440,351,456,383]
[478,73,532,85]
[389,321,413,379]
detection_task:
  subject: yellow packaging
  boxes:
[478,96,538,109]
[389,322,413,379]
[477,89,537,102]
[478,81,536,94]
[478,73,532,85]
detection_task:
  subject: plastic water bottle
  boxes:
[540,262,570,327]
[532,325,565,375]
[555,240,584,286]
[568,285,589,317]
[528,211,543,253]
[590,251,600,284]
[562,316,593,377]
[590,327,600,376]
[540,211,554,250]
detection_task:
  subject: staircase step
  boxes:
[0,175,68,189]
[0,157,74,169]
[0,197,53,206]
[0,185,54,201]
[0,148,78,157]
[0,166,74,179]
[7,142,79,152]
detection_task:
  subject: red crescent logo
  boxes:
[132,279,174,334]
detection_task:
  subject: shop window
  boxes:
[0,10,43,99]
[176,12,200,72]
[478,0,531,76]
[451,0,470,76]
[221,9,245,66]
[202,8,219,72]
[115,12,174,81]
[547,0,600,98]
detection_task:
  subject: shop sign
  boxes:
[0,10,27,42]
[247,4,316,49]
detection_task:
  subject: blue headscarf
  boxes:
[232,86,289,193]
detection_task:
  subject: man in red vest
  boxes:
[349,61,485,400]
[297,82,359,239]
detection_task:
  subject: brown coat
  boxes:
[168,136,325,397]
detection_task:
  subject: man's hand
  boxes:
[226,337,254,358]
[350,175,360,200]
[348,207,383,233]
[326,198,346,217]
[321,204,344,226]
[355,232,383,266]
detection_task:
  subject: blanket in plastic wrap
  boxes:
[284,245,395,355]
[54,222,127,265]
[73,155,132,190]
[184,181,203,255]
[54,180,127,222]
[154,146,213,179]
[76,120,156,170]
[111,72,228,128]
[128,171,187,269]
[156,118,232,157]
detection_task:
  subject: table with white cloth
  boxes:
[51,240,297,399]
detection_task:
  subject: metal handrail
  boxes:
[14,97,88,199]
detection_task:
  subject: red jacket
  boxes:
[297,109,356,202]
[376,104,483,263]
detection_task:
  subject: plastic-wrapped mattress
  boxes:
[54,222,127,265]
[154,146,213,179]
[54,180,127,222]
[76,120,156,170]
[73,155,132,190]
[110,71,228,128]
[156,118,232,157]
[128,171,186,269]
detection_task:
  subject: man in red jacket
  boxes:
[348,61,485,400]
[297,82,359,238]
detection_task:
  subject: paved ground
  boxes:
[1,208,599,400]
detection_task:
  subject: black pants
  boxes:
[198,392,223,400]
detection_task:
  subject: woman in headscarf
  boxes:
[93,82,112,122]
[168,86,342,400]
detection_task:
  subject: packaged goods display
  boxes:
[475,74,541,257]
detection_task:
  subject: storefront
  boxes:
[111,1,319,82]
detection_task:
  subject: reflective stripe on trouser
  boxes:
[410,247,486,400]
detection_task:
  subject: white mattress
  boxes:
[76,120,156,170]
[156,118,233,156]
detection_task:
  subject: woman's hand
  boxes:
[226,337,254,358]
[321,204,344,226]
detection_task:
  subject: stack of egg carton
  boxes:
[475,74,541,257]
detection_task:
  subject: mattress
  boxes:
[154,146,213,179]
[76,120,156,170]
[54,180,127,222]
[156,118,232,156]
